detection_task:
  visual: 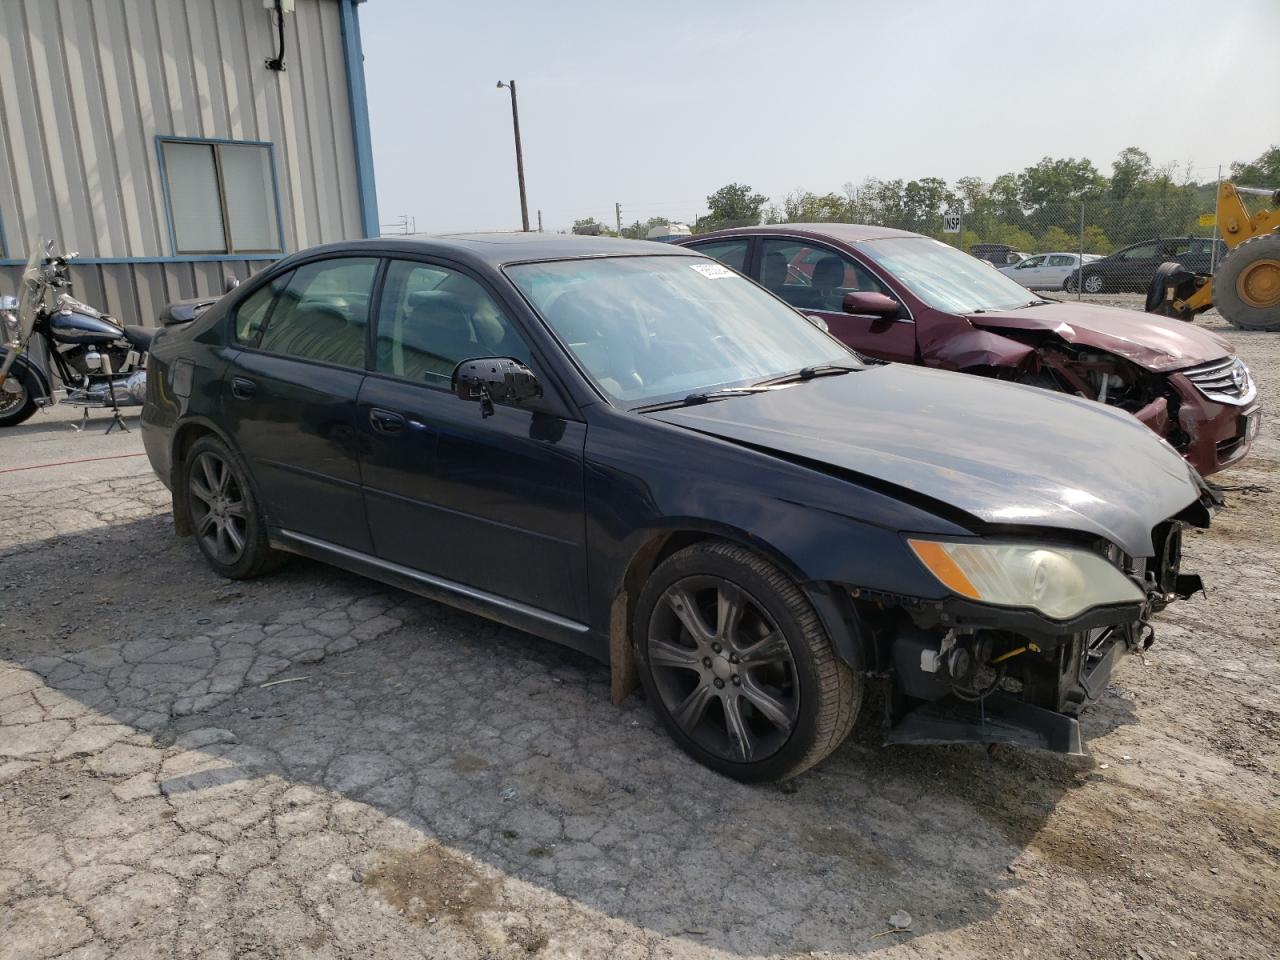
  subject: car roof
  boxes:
[284,232,694,268]
[687,223,924,244]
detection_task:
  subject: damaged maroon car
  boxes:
[683,225,1260,476]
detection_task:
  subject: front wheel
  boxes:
[184,435,283,579]
[1083,273,1105,294]
[0,365,39,427]
[634,541,860,782]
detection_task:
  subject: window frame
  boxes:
[156,135,285,256]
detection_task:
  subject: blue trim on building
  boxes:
[339,0,380,239]
[0,254,284,267]
[155,135,287,256]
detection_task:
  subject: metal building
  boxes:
[0,0,377,326]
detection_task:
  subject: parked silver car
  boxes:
[1000,252,1101,290]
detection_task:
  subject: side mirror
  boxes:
[842,291,899,319]
[452,357,541,418]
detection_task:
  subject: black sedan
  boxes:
[142,234,1215,782]
[1066,236,1226,294]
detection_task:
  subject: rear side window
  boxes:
[1046,255,1075,267]
[374,259,531,386]
[689,239,749,273]
[233,273,291,344]
[257,257,378,367]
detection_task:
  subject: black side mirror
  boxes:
[842,291,899,319]
[452,357,541,418]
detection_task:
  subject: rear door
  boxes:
[357,257,589,622]
[1044,254,1076,288]
[757,237,916,363]
[222,256,378,552]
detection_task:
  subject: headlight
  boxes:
[907,539,1143,620]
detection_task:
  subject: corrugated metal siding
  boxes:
[0,259,274,326]
[0,0,363,324]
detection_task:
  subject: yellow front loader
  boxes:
[1147,181,1280,330]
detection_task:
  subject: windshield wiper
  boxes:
[752,363,859,387]
[1016,299,1054,308]
[633,385,780,413]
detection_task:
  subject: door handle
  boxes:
[230,376,256,399]
[369,408,406,434]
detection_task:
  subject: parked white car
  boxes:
[1000,252,1101,290]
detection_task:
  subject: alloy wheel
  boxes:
[647,575,799,764]
[188,451,249,566]
[1083,274,1104,294]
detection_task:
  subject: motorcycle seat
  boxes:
[122,325,155,351]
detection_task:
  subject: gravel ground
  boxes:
[1,301,1277,960]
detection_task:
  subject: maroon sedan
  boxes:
[681,224,1259,476]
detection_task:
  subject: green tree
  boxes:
[1019,157,1106,210]
[1110,147,1154,201]
[1229,146,1280,186]
[1082,225,1112,254]
[572,217,607,236]
[699,183,768,231]
[779,189,848,223]
[1039,225,1075,251]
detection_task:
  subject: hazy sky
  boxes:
[360,0,1280,234]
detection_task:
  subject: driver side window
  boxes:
[374,260,531,387]
[759,239,891,312]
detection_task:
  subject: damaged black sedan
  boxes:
[141,234,1217,782]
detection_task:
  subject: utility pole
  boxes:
[537,209,543,233]
[615,202,622,238]
[496,80,530,231]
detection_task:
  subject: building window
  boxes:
[159,138,282,255]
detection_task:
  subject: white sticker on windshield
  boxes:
[689,262,735,279]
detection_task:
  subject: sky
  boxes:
[359,0,1280,235]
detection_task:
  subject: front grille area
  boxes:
[1182,356,1256,406]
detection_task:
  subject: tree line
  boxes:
[581,145,1279,255]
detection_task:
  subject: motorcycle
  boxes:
[0,240,153,430]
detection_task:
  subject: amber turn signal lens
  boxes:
[907,539,981,600]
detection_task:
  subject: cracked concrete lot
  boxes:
[1,309,1278,959]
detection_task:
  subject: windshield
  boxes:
[506,255,856,407]
[860,237,1041,313]
[0,243,46,383]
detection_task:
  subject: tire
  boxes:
[0,364,39,427]
[1082,273,1105,295]
[1213,232,1280,331]
[633,540,860,782]
[1145,261,1198,318]
[183,435,283,579]
[1062,274,1077,294]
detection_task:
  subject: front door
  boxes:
[222,256,379,552]
[357,257,589,622]
[758,238,917,363]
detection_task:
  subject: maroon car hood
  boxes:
[966,302,1232,373]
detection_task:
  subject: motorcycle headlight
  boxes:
[907,539,1144,620]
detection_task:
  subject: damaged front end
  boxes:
[851,516,1211,756]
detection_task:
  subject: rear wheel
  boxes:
[634,541,860,782]
[184,435,282,579]
[0,366,39,427]
[1213,233,1280,331]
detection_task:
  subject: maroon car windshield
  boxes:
[860,237,1041,314]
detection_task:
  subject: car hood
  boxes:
[967,301,1232,373]
[645,364,1204,558]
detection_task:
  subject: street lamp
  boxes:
[496,80,530,232]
